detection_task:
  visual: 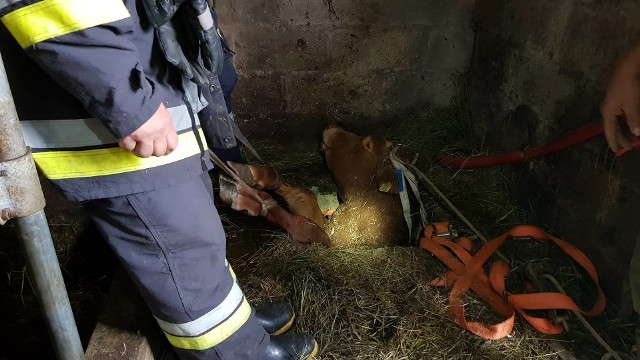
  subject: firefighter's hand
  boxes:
[118,103,179,158]
[601,46,640,152]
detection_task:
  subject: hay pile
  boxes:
[221,105,562,359]
[232,237,558,359]
[225,99,632,359]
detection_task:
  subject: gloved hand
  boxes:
[187,0,225,75]
[156,21,209,85]
[196,24,224,75]
[141,0,188,27]
[142,0,224,84]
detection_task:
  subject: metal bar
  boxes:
[16,212,86,360]
[0,49,25,160]
[0,52,85,359]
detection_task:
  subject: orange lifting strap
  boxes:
[419,222,606,340]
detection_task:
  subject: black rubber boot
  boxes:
[263,333,318,360]
[255,303,295,335]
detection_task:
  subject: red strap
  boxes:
[420,224,606,339]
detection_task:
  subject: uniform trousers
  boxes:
[84,173,268,359]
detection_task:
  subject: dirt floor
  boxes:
[0,104,635,359]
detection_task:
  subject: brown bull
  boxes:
[218,126,418,249]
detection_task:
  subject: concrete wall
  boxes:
[470,0,640,315]
[216,0,474,134]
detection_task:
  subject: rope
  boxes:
[541,274,623,360]
[404,161,509,263]
[231,120,265,164]
[209,149,277,215]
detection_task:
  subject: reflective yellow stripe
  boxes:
[165,298,252,350]
[33,130,206,180]
[156,282,244,337]
[1,0,130,48]
[229,265,237,282]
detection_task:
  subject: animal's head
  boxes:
[320,126,417,199]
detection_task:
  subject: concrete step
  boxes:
[85,268,166,360]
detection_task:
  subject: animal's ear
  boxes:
[362,136,375,152]
[376,165,399,194]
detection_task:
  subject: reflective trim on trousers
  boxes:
[156,281,252,350]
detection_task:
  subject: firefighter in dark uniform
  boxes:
[0,0,316,359]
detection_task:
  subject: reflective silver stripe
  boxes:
[155,281,244,337]
[0,0,20,8]
[20,105,195,149]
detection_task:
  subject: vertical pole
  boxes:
[15,213,86,360]
[0,52,85,359]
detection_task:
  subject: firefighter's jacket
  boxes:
[0,0,213,201]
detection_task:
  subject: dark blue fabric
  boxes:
[0,0,182,137]
[198,76,238,148]
[218,55,238,113]
[210,8,237,113]
[211,145,243,164]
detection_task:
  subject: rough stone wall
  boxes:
[215,0,474,136]
[470,0,640,315]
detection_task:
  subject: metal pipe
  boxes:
[0,52,84,359]
[0,49,25,160]
[16,212,85,360]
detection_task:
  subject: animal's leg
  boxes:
[219,176,330,246]
[227,162,325,227]
[264,207,331,246]
[275,183,325,227]
[218,175,263,216]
